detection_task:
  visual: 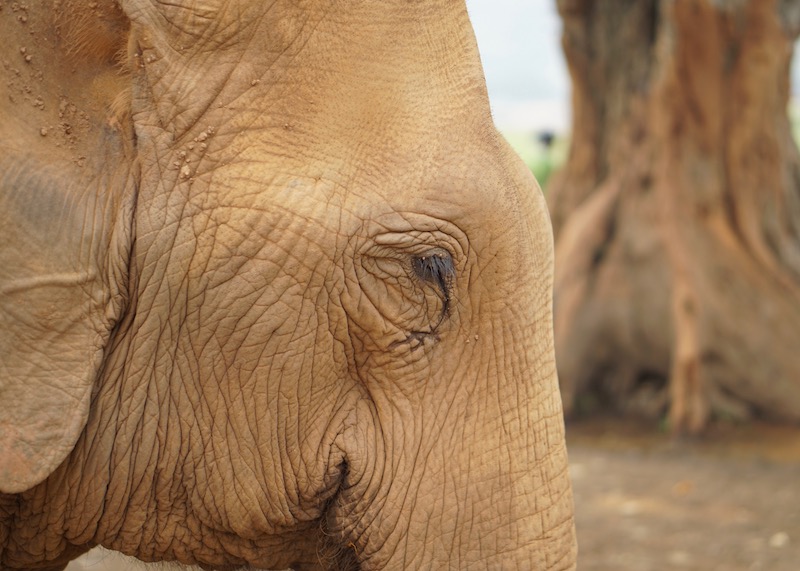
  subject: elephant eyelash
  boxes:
[411,252,455,322]
[388,250,456,352]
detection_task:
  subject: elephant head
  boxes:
[0,1,576,569]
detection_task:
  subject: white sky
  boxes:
[465,0,569,132]
[465,0,567,102]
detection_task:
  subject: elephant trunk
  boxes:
[324,344,576,569]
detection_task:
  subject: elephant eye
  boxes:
[411,251,455,319]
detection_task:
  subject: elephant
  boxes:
[0,1,576,569]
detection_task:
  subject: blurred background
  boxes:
[468,0,800,190]
[467,0,569,189]
[464,1,800,570]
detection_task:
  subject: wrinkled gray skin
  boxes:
[0,1,576,569]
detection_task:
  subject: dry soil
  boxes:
[567,418,800,571]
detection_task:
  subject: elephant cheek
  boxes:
[313,358,576,569]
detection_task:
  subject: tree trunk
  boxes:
[550,0,800,432]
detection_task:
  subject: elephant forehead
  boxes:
[208,122,520,227]
[196,167,366,248]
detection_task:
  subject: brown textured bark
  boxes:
[550,0,800,432]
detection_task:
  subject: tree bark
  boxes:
[550,0,800,432]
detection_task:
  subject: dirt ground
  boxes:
[67,418,800,570]
[567,418,800,571]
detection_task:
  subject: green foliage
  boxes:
[501,131,569,192]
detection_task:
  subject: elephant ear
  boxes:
[0,0,133,495]
[0,156,133,494]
